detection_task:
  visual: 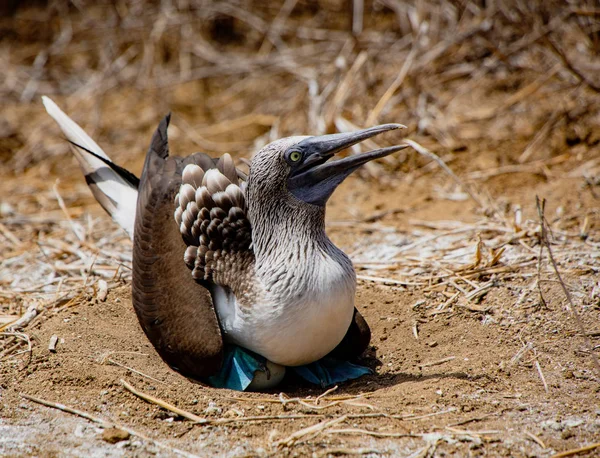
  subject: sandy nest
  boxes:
[1,1,600,457]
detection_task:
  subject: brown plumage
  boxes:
[132,115,223,378]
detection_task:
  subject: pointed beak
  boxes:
[287,124,407,206]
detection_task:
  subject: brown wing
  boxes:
[132,115,224,379]
[173,153,254,294]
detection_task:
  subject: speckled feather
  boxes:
[174,155,256,303]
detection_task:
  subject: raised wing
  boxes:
[173,154,254,290]
[132,115,224,379]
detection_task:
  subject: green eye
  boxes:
[289,151,302,162]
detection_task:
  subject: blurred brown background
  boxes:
[1,2,600,456]
[2,0,599,177]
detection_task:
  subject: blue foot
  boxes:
[206,345,372,391]
[206,345,267,391]
[290,357,372,388]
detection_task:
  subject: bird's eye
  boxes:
[289,151,302,162]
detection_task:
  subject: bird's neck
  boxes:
[249,199,354,287]
[251,200,327,261]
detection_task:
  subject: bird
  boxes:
[43,96,407,390]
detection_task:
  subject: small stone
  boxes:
[564,370,574,379]
[428,341,438,348]
[116,440,130,449]
[541,420,563,431]
[101,427,130,444]
[563,419,584,428]
[204,401,221,415]
[97,280,108,302]
[48,335,59,353]
[74,424,86,438]
[561,430,575,440]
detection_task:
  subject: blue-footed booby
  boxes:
[42,96,407,391]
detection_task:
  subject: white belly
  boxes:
[212,267,355,366]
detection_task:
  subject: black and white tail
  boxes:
[42,96,138,239]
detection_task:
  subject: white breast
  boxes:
[213,254,356,366]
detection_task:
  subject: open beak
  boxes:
[287,124,407,206]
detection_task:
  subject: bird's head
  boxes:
[248,124,407,208]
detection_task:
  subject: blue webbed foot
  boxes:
[206,345,371,391]
[290,357,372,388]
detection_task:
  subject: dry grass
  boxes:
[1,0,600,456]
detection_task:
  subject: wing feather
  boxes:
[175,158,254,288]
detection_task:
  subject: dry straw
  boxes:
[2,0,600,455]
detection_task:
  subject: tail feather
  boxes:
[42,96,138,239]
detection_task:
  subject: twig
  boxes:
[272,415,348,449]
[0,332,32,361]
[466,154,569,181]
[534,360,549,393]
[412,320,419,340]
[407,445,432,458]
[53,180,84,242]
[357,275,423,286]
[444,426,500,435]
[122,379,326,425]
[120,379,207,423]
[106,360,167,385]
[327,428,417,438]
[361,207,405,223]
[21,393,201,458]
[315,385,339,404]
[278,391,375,411]
[525,431,547,449]
[419,356,456,369]
[447,412,496,427]
[545,38,600,92]
[536,197,600,381]
[352,0,364,36]
[366,32,419,125]
[315,447,383,457]
[536,223,548,309]
[404,139,487,210]
[518,110,563,163]
[324,51,368,127]
[377,407,457,421]
[258,0,298,55]
[498,66,560,112]
[2,305,38,332]
[510,342,533,366]
[551,442,600,458]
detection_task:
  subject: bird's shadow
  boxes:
[259,352,492,397]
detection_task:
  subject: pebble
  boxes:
[101,427,130,444]
[97,280,108,301]
[74,424,86,438]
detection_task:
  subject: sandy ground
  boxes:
[1,170,599,457]
[2,1,600,457]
